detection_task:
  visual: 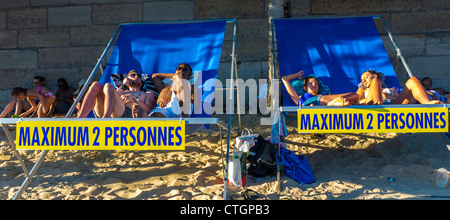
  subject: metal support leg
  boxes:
[441,133,450,151]
[1,124,31,181]
[13,150,49,200]
[1,123,50,200]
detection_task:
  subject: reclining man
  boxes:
[77,70,155,118]
[132,63,198,118]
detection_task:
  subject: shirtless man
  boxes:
[55,78,76,114]
[132,63,197,118]
[77,70,155,118]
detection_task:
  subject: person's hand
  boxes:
[43,105,48,114]
[123,78,130,87]
[121,93,136,105]
[296,70,305,79]
[159,100,168,108]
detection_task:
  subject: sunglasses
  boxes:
[176,66,190,73]
[128,73,138,78]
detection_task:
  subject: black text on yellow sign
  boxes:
[16,120,185,150]
[298,107,448,133]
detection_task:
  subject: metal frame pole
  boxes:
[223,18,237,200]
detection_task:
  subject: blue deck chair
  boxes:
[272,15,449,143]
[99,21,225,131]
[271,15,449,192]
[0,19,238,200]
[274,16,401,107]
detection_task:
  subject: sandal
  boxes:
[230,189,260,200]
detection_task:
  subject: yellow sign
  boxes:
[16,120,185,150]
[297,107,448,133]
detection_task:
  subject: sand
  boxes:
[1,114,449,200]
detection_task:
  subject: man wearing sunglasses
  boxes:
[133,63,197,118]
[76,70,155,118]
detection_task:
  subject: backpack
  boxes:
[246,135,277,179]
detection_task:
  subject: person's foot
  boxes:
[131,103,149,118]
[423,100,443,104]
[327,97,350,106]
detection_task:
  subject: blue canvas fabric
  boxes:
[274,17,401,106]
[100,21,227,119]
[277,145,315,184]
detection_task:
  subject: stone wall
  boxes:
[0,0,448,109]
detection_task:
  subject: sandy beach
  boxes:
[1,114,449,200]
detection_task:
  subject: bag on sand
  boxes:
[228,129,257,187]
[247,135,277,179]
[228,148,243,186]
[277,147,315,184]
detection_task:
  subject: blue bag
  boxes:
[277,147,315,184]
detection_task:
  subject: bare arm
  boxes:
[136,91,155,115]
[191,84,199,108]
[20,98,37,117]
[281,71,305,106]
[27,91,47,112]
[356,87,367,103]
[152,73,175,92]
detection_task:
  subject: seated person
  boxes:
[0,76,51,118]
[356,70,399,105]
[281,70,359,107]
[0,88,33,118]
[2,86,55,118]
[76,70,155,118]
[0,77,39,118]
[420,76,442,102]
[421,76,433,90]
[357,70,442,105]
[132,63,198,118]
[54,78,76,115]
[433,87,448,103]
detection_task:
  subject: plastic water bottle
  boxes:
[436,168,448,189]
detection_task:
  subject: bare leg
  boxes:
[368,78,383,105]
[77,82,105,118]
[14,100,23,116]
[392,77,443,104]
[102,83,125,118]
[327,97,350,106]
[320,92,359,106]
[20,100,31,114]
[38,96,55,118]
[36,103,45,118]
[0,99,18,118]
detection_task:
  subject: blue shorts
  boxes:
[150,106,182,118]
[149,103,193,118]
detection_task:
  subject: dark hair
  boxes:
[127,70,139,76]
[421,77,432,85]
[359,70,386,88]
[33,76,45,83]
[178,63,192,75]
[303,75,319,92]
[11,87,27,96]
[57,78,68,84]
